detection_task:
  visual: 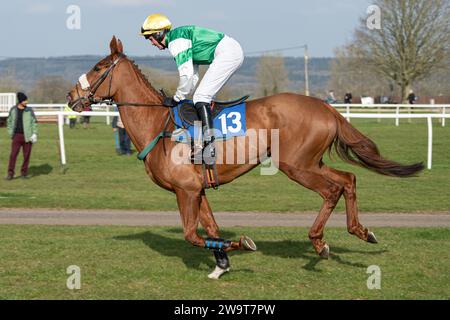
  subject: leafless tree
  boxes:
[329,45,394,101]
[0,70,21,93]
[31,76,73,103]
[256,55,290,97]
[142,66,233,101]
[350,0,450,102]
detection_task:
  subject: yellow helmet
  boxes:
[140,14,172,36]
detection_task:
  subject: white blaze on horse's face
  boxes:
[78,74,90,90]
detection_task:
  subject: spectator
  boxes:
[81,106,91,129]
[5,92,37,180]
[111,113,122,155]
[64,105,77,128]
[407,89,416,104]
[112,113,132,156]
[344,92,353,104]
[326,90,337,104]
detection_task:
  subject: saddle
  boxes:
[177,95,249,126]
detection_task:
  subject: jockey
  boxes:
[140,13,244,161]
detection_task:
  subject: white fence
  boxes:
[0,93,16,112]
[332,104,449,127]
[1,110,449,170]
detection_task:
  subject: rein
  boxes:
[72,53,166,109]
[71,54,178,161]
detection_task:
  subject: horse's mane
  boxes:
[126,56,162,98]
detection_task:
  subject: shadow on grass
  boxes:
[256,239,388,272]
[114,228,387,273]
[114,230,225,271]
[28,164,53,177]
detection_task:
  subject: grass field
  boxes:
[0,225,449,299]
[1,118,449,300]
[1,118,449,212]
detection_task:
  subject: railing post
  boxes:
[427,116,432,170]
[395,105,400,126]
[58,113,67,166]
[442,106,446,127]
[106,104,110,125]
[346,104,350,122]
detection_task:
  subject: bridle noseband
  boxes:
[71,54,124,110]
[70,53,166,110]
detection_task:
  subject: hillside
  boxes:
[0,56,332,97]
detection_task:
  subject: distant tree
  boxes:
[351,0,450,103]
[141,66,233,101]
[256,55,290,97]
[31,76,73,103]
[329,45,393,101]
[0,70,21,93]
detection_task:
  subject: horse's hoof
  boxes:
[367,231,378,244]
[319,244,330,259]
[241,235,257,251]
[208,266,229,280]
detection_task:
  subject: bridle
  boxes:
[70,53,165,110]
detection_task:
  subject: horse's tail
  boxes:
[328,106,424,177]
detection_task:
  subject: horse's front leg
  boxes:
[198,192,257,279]
[175,188,256,279]
[199,191,256,253]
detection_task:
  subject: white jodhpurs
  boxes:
[193,36,244,104]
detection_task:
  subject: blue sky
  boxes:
[0,0,371,58]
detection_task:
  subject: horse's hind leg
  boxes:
[322,167,377,243]
[279,162,344,258]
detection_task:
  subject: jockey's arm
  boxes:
[170,43,198,102]
[173,61,200,102]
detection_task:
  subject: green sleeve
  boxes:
[31,110,38,135]
[7,109,13,138]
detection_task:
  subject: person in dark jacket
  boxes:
[344,92,353,104]
[407,89,416,104]
[5,92,38,180]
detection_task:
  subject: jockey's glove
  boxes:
[163,96,177,107]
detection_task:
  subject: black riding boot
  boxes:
[194,102,216,164]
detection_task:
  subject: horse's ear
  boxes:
[110,35,119,54]
[117,39,124,54]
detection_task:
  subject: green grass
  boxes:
[0,225,449,299]
[0,118,449,212]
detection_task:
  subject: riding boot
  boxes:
[194,102,216,164]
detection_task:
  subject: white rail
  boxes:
[332,104,449,127]
[0,111,448,170]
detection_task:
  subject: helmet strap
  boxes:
[154,30,168,48]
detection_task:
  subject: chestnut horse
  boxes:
[67,37,423,279]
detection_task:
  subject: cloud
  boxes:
[27,3,54,14]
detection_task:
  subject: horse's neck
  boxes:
[113,70,168,151]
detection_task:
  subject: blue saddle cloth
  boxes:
[171,101,247,144]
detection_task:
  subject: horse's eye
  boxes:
[94,66,100,72]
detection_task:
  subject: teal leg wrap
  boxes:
[204,238,231,251]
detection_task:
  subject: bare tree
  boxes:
[0,69,21,93]
[142,65,233,101]
[31,76,73,103]
[329,45,394,101]
[256,55,290,97]
[351,0,450,102]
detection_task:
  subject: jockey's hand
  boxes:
[163,97,177,107]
